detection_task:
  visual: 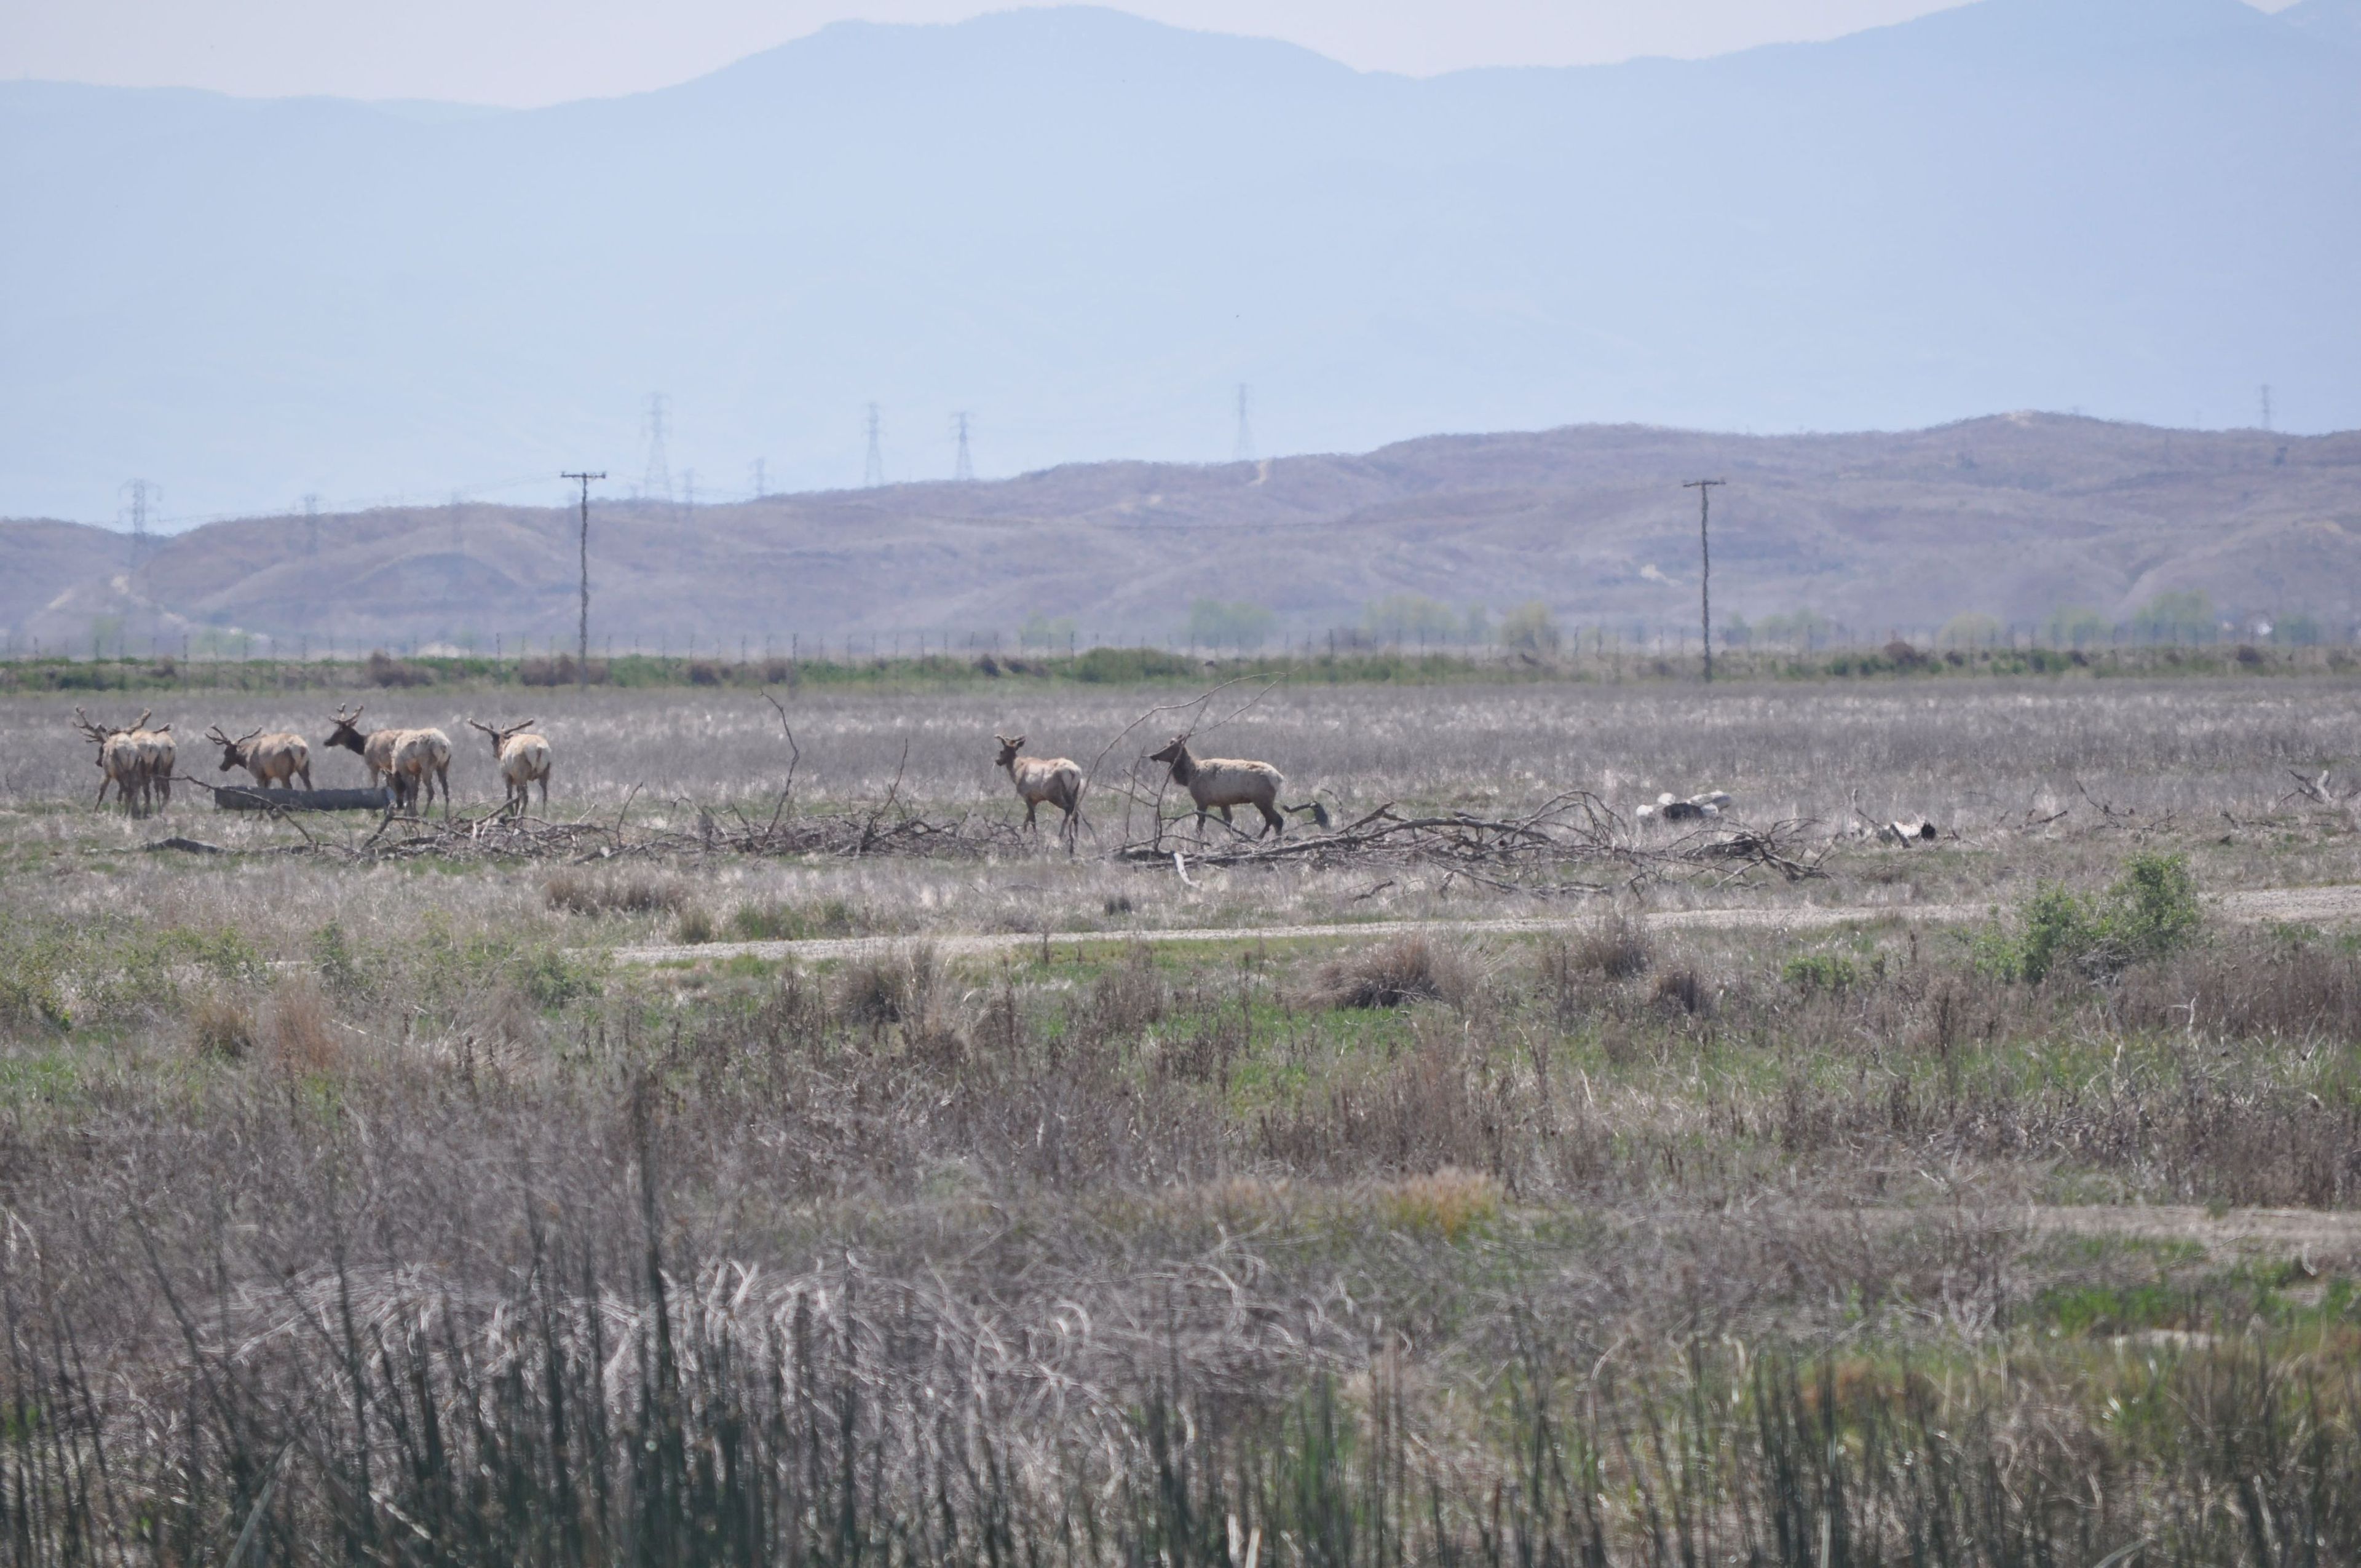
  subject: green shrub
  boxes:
[1977,853,2201,983]
[1781,952,1859,995]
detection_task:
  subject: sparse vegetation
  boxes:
[6,672,2361,1560]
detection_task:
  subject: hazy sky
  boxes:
[0,0,2297,106]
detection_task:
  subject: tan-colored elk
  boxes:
[73,707,151,815]
[325,704,449,816]
[994,734,1083,846]
[390,728,454,817]
[207,725,313,790]
[130,718,175,811]
[1148,734,1289,839]
[469,718,552,815]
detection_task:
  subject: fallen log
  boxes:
[213,785,392,813]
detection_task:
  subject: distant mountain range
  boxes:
[6,414,2357,650]
[3,0,2359,524]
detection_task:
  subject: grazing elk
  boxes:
[73,707,151,815]
[208,725,313,790]
[1148,734,1290,839]
[994,734,1083,846]
[469,718,552,816]
[325,704,450,816]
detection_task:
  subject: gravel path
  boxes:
[609,884,2361,966]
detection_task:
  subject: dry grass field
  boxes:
[6,672,2361,1562]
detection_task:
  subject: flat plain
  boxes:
[7,669,2361,1562]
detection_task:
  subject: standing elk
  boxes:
[131,717,175,811]
[469,718,552,816]
[208,725,313,790]
[390,728,454,817]
[325,704,450,816]
[72,707,151,815]
[994,734,1083,847]
[1148,734,1291,840]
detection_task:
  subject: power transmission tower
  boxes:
[751,459,767,499]
[304,494,320,556]
[562,470,606,693]
[2260,384,2273,432]
[122,479,152,566]
[953,412,974,481]
[1685,478,1726,683]
[682,469,697,514]
[641,394,671,503]
[864,403,886,487]
[1233,384,1253,462]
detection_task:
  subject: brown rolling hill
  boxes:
[7,414,2360,654]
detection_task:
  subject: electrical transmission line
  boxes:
[864,403,886,488]
[122,479,154,566]
[641,393,672,503]
[954,412,974,482]
[2260,384,2273,433]
[1233,384,1254,462]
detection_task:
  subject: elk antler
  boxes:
[205,725,234,747]
[71,707,110,742]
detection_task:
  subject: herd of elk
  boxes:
[72,703,556,821]
[72,707,174,816]
[469,718,553,815]
[68,701,1321,849]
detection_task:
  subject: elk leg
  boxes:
[1024,800,1038,832]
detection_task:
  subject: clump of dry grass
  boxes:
[1572,912,1654,980]
[545,869,690,916]
[263,979,341,1075]
[187,991,256,1060]
[1078,947,1164,1039]
[835,944,946,1030]
[1374,1167,1502,1240]
[1308,934,1477,1009]
[1653,965,1709,1014]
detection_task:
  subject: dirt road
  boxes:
[611,884,2361,967]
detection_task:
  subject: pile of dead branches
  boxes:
[297,797,1028,865]
[1115,792,1827,892]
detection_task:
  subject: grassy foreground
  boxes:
[5,841,2360,1562]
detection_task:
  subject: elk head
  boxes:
[323,704,368,755]
[207,725,261,771]
[1147,735,1191,766]
[468,718,535,755]
[994,734,1027,771]
[71,706,144,743]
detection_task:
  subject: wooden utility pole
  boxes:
[562,471,605,692]
[1685,479,1726,682]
